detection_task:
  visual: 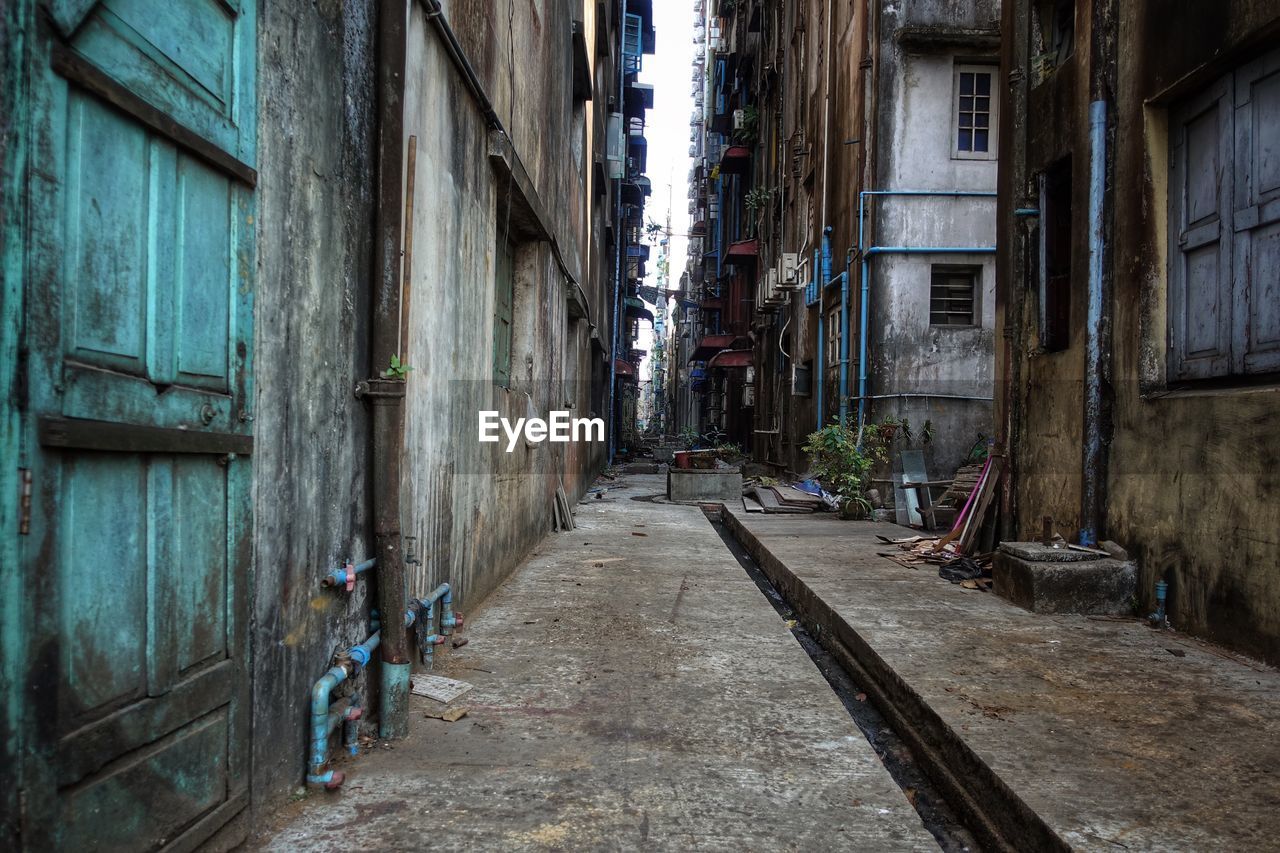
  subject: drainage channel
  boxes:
[701,506,980,853]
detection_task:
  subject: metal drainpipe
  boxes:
[814,248,823,430]
[1080,99,1108,547]
[608,0,627,462]
[367,0,410,740]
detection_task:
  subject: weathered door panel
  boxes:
[19,0,256,848]
[1234,48,1280,375]
[1168,74,1233,381]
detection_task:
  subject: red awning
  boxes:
[689,219,707,236]
[707,349,753,369]
[719,145,752,174]
[725,238,759,260]
[613,358,636,378]
[689,333,737,362]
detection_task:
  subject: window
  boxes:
[953,65,997,160]
[792,360,813,396]
[493,236,514,386]
[1038,157,1072,351]
[826,307,841,365]
[930,265,980,326]
[1168,46,1280,380]
[1031,0,1075,83]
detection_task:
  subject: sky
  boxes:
[635,0,696,378]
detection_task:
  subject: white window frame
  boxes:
[952,64,999,161]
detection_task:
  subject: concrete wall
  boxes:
[251,0,379,811]
[399,0,607,611]
[998,0,1280,663]
[870,46,999,472]
[749,0,1000,479]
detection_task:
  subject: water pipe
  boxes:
[411,584,464,667]
[320,558,376,591]
[1149,579,1168,628]
[1080,99,1108,548]
[854,190,998,435]
[814,249,823,431]
[344,693,363,757]
[308,631,381,789]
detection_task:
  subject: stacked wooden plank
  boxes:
[935,455,1003,555]
[743,483,823,514]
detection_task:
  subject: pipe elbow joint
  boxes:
[349,645,373,670]
[307,769,345,790]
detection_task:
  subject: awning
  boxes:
[719,145,752,174]
[625,297,654,323]
[689,333,737,362]
[613,358,636,378]
[725,238,758,260]
[707,349,753,369]
[689,219,707,236]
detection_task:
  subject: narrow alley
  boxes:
[4,0,1280,850]
[253,473,942,850]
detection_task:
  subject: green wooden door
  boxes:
[13,1,256,849]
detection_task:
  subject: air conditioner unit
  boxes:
[765,269,787,306]
[775,252,801,290]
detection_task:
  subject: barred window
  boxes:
[930,266,980,327]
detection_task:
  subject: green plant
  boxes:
[678,425,700,451]
[714,440,742,460]
[744,186,774,211]
[381,354,412,380]
[803,424,884,514]
[732,104,760,144]
[921,419,935,445]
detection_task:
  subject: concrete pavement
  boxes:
[723,507,1280,852]
[250,474,938,851]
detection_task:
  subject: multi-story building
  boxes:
[676,0,1001,483]
[994,0,1280,664]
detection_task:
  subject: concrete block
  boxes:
[994,550,1137,616]
[998,541,1096,562]
[667,468,742,503]
[652,446,675,463]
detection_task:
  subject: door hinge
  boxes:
[18,468,32,535]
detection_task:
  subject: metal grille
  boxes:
[929,266,978,326]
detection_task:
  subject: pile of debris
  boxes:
[741,480,826,514]
[876,534,995,591]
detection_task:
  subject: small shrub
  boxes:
[802,424,885,514]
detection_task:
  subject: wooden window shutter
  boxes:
[1233,47,1280,375]
[1168,73,1234,380]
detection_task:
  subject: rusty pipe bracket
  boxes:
[354,378,407,401]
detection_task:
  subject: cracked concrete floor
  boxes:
[249,474,936,851]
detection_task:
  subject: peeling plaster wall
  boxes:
[869,9,1000,474]
[1001,0,1280,663]
[251,0,378,811]
[400,0,606,616]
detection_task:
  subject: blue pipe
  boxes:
[321,558,376,590]
[308,631,380,788]
[344,693,363,756]
[854,189,998,434]
[814,249,823,430]
[1149,579,1168,628]
[1081,99,1108,547]
[412,584,460,666]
